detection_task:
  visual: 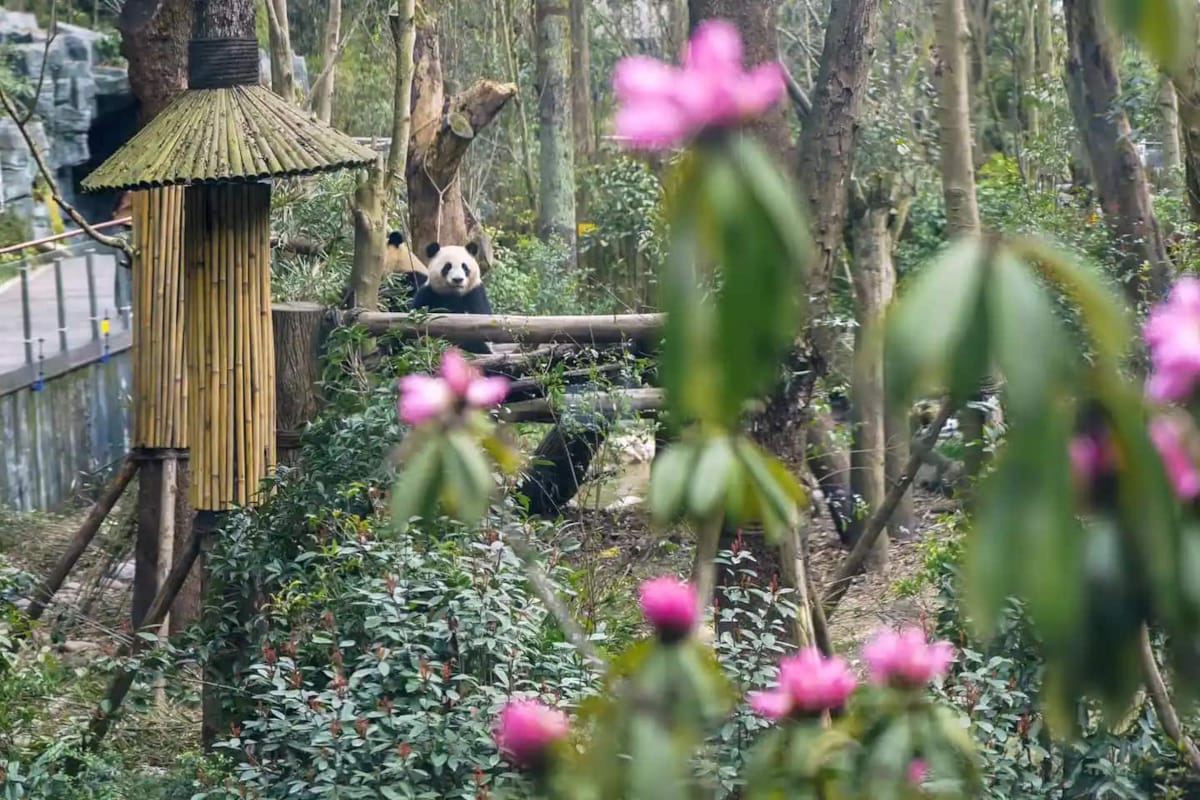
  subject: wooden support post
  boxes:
[27,455,138,622]
[272,302,327,467]
[81,515,204,754]
[153,454,176,705]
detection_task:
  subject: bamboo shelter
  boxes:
[83,33,374,515]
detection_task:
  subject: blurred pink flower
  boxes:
[397,349,509,425]
[1069,431,1117,487]
[863,626,954,688]
[638,576,698,642]
[748,647,857,720]
[397,375,454,425]
[611,19,785,150]
[1145,277,1200,402]
[908,758,928,785]
[1149,416,1200,499]
[493,698,569,769]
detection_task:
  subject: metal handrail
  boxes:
[0,216,132,258]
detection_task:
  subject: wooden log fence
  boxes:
[348,311,664,345]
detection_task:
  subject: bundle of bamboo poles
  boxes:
[184,182,276,511]
[132,186,188,449]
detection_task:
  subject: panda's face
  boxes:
[425,242,481,296]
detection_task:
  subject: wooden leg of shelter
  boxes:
[26,454,139,623]
[79,515,204,756]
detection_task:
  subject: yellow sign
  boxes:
[577,222,597,235]
[100,318,110,335]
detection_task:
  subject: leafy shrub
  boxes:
[486,234,590,315]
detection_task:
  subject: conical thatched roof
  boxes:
[83,84,376,191]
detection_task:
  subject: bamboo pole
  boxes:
[185,183,275,511]
[153,454,176,705]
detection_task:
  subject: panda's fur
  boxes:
[378,231,428,311]
[411,241,493,354]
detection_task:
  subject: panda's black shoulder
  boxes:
[460,285,492,314]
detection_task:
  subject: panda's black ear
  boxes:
[425,242,441,259]
[465,241,479,257]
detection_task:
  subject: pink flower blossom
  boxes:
[396,349,509,425]
[1149,415,1200,499]
[863,626,954,688]
[1069,430,1119,490]
[908,758,928,785]
[611,19,785,150]
[748,647,857,720]
[638,576,698,642]
[493,698,569,769]
[1145,277,1200,402]
[397,375,454,425]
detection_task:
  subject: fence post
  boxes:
[20,264,32,365]
[54,257,68,352]
[86,250,100,341]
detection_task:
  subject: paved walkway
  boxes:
[0,252,124,374]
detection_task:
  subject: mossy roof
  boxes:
[83,84,376,191]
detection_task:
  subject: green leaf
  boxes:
[648,442,695,525]
[735,438,803,539]
[687,437,737,520]
[1103,0,1195,74]
[441,431,494,525]
[885,239,989,409]
[987,249,1071,420]
[390,439,442,532]
[1009,236,1132,366]
[628,716,687,800]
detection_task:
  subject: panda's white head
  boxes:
[425,241,481,296]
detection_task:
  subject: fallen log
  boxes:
[350,311,665,345]
[497,387,665,424]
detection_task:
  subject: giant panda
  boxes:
[379,231,429,311]
[411,240,493,354]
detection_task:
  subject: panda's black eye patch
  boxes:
[442,263,453,276]
[461,263,471,274]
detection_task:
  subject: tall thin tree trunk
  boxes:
[1064,0,1172,304]
[1158,75,1183,188]
[264,0,296,101]
[387,3,417,190]
[1019,0,1039,136]
[933,0,990,483]
[536,0,577,261]
[569,0,595,163]
[849,177,902,568]
[497,0,538,217]
[314,0,343,123]
[1035,0,1053,77]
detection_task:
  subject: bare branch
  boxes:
[782,64,813,121]
[20,0,59,126]
[0,86,133,256]
[304,0,375,110]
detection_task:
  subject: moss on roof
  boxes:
[83,84,376,191]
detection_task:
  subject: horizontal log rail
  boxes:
[346,311,664,345]
[497,387,665,423]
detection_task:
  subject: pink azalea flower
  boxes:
[638,576,698,642]
[1145,277,1200,402]
[749,647,858,720]
[863,626,954,688]
[397,374,454,425]
[908,758,928,785]
[1149,415,1200,499]
[396,349,509,426]
[1069,431,1117,487]
[493,698,569,769]
[611,19,785,150]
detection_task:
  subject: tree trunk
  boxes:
[933,0,982,238]
[742,0,879,462]
[536,0,577,260]
[345,2,416,311]
[569,0,595,164]
[1018,0,1039,136]
[313,0,342,123]
[848,179,900,568]
[497,0,539,215]
[119,0,197,630]
[1035,0,1053,77]
[933,0,989,483]
[407,22,517,259]
[264,0,296,101]
[1064,0,1172,305]
[885,404,916,539]
[1159,76,1183,179]
[119,0,192,123]
[273,303,327,467]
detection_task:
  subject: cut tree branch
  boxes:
[822,398,955,618]
[0,87,133,256]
